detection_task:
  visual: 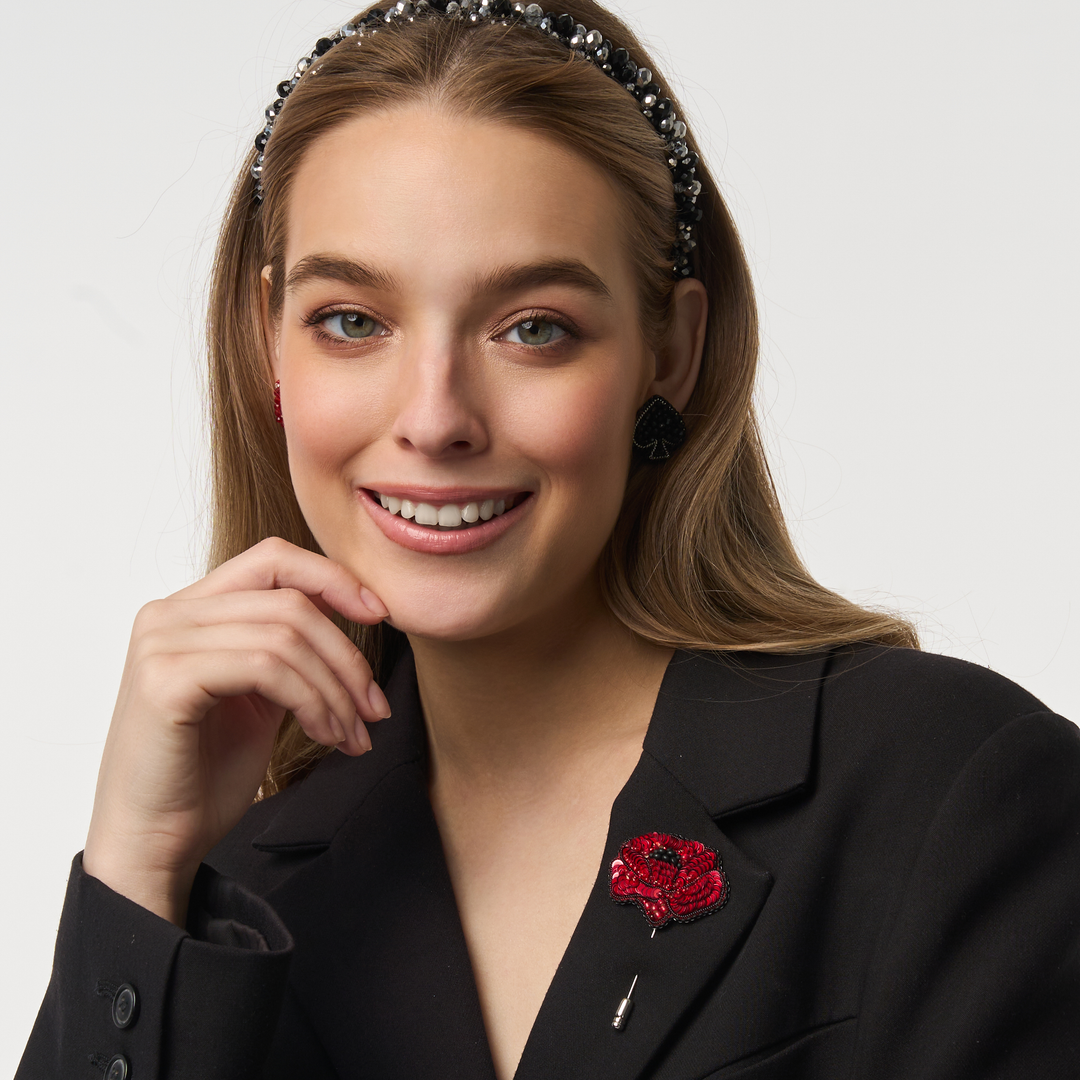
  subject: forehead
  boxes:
[284,104,636,300]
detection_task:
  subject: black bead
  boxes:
[276,80,292,97]
[611,47,630,69]
[677,206,704,225]
[428,0,449,9]
[314,37,334,55]
[365,8,386,22]
[490,0,511,13]
[655,97,672,115]
[556,13,574,36]
[632,395,687,462]
[640,82,660,100]
[255,131,269,151]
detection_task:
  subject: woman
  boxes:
[17,1,1080,1077]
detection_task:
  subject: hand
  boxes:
[82,537,390,925]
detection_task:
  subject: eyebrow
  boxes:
[284,254,400,296]
[472,259,614,303]
[284,253,612,304]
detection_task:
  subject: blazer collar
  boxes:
[644,648,829,818]
[252,646,828,853]
[251,648,429,852]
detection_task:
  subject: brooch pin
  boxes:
[607,833,728,1031]
[609,831,728,929]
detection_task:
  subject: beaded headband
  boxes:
[251,0,701,278]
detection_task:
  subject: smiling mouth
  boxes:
[369,491,531,530]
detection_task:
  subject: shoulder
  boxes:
[815,644,1077,806]
[821,643,1061,739]
[824,644,1051,723]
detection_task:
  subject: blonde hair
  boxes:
[206,1,917,795]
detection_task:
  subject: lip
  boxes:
[358,487,533,555]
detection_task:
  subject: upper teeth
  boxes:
[378,493,508,525]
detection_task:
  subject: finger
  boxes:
[142,645,373,755]
[174,538,389,625]
[142,622,371,751]
[138,589,391,724]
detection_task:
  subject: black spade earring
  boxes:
[632,395,687,462]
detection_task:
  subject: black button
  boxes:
[112,983,138,1029]
[106,1055,129,1080]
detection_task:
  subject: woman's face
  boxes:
[268,105,658,641]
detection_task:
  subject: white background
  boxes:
[3,0,1077,1064]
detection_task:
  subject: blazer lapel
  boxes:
[250,651,498,1080]
[515,649,829,1080]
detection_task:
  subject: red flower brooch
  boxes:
[610,832,728,928]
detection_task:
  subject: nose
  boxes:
[390,339,489,460]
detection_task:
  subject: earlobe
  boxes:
[648,278,708,413]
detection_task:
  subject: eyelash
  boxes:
[501,310,579,349]
[302,306,580,350]
[303,307,387,348]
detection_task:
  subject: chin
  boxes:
[381,596,513,643]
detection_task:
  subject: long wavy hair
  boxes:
[206,0,917,794]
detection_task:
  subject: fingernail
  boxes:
[354,715,372,752]
[329,715,346,744]
[367,681,392,719]
[360,587,389,618]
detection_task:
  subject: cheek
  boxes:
[504,369,636,500]
[281,359,385,480]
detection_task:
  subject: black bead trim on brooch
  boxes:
[250,0,701,278]
[632,395,686,462]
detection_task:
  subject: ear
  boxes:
[260,265,281,379]
[647,277,708,412]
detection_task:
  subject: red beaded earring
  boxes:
[273,380,283,425]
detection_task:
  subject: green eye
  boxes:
[325,312,382,339]
[506,318,566,347]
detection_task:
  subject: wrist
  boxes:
[82,841,198,927]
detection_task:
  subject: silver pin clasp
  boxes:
[611,974,639,1030]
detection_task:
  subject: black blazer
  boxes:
[18,645,1080,1079]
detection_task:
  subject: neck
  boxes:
[408,590,673,790]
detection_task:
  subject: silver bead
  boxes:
[659,116,674,133]
[539,15,554,32]
[672,120,686,139]
[585,29,602,49]
[446,0,461,13]
[687,180,702,196]
[513,2,527,13]
[296,56,312,72]
[250,159,264,180]
[524,2,543,25]
[635,67,652,87]
[643,93,657,108]
[671,140,688,158]
[397,0,415,14]
[340,22,357,35]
